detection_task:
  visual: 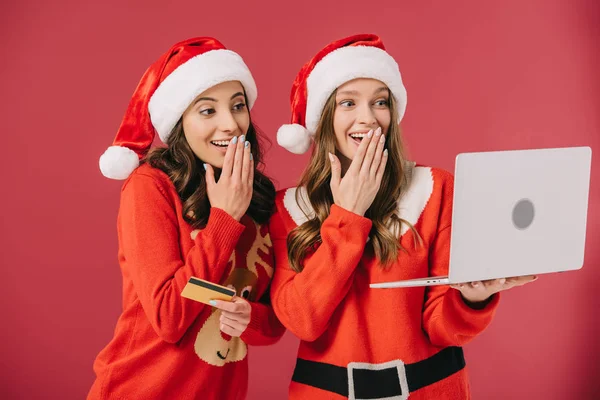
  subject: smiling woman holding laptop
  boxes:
[263,33,591,400]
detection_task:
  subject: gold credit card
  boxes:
[181,277,235,305]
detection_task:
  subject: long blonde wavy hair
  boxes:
[287,89,421,272]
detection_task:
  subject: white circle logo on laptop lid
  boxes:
[512,199,535,230]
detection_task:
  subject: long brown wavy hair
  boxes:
[287,89,421,272]
[143,112,275,229]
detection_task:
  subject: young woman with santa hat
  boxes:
[269,33,535,399]
[89,37,284,400]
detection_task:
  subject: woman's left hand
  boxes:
[210,297,252,337]
[450,275,538,306]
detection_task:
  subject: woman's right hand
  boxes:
[329,127,388,216]
[205,135,254,221]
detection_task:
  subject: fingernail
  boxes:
[328,152,334,162]
[380,134,386,143]
[245,141,249,148]
[203,163,208,171]
[375,127,382,136]
[209,300,217,306]
[383,149,388,157]
[499,278,506,285]
[239,135,245,142]
[367,130,373,138]
[232,136,238,144]
[250,153,253,161]
[472,282,479,287]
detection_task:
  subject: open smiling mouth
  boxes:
[217,349,230,360]
[211,140,231,148]
[349,132,368,145]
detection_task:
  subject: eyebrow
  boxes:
[194,92,245,104]
[337,87,388,96]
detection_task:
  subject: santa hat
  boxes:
[277,34,407,154]
[99,37,257,179]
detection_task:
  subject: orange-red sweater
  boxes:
[88,164,284,400]
[269,165,500,400]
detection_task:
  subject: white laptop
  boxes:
[370,146,592,289]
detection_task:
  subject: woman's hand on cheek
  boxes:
[204,135,254,221]
[329,127,387,216]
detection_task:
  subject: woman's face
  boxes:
[181,80,250,168]
[332,78,391,163]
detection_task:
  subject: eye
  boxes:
[339,100,355,107]
[199,107,215,115]
[374,99,389,107]
[232,102,247,112]
[240,285,252,300]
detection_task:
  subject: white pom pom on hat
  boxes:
[99,146,140,180]
[276,124,313,155]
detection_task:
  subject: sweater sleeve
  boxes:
[240,287,286,346]
[269,203,372,342]
[119,172,246,344]
[422,173,500,347]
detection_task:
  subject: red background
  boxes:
[1,0,598,399]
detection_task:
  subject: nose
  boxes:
[356,103,378,127]
[217,109,239,134]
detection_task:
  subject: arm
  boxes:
[422,225,500,347]
[270,204,372,342]
[119,173,246,343]
[422,174,499,347]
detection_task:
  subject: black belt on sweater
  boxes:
[292,346,465,399]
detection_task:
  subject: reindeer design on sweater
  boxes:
[190,220,273,367]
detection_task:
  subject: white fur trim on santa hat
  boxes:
[277,124,313,154]
[148,49,257,143]
[99,145,140,180]
[305,46,407,134]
